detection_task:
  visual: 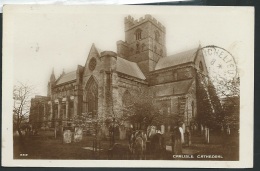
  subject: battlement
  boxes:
[124,14,166,32]
[116,40,128,46]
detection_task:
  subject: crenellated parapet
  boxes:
[116,40,129,59]
[124,14,166,32]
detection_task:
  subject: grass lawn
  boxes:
[14,130,122,160]
[14,130,239,160]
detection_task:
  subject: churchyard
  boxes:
[13,128,239,160]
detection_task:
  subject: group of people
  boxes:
[126,122,185,159]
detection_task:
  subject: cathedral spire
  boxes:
[50,67,56,82]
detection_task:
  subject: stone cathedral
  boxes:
[29,15,208,134]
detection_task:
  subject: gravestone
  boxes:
[161,125,165,134]
[63,130,72,143]
[150,126,156,136]
[201,124,204,135]
[147,126,151,137]
[119,126,126,140]
[227,126,231,135]
[179,127,184,144]
[74,127,83,142]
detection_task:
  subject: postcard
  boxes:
[2,5,254,168]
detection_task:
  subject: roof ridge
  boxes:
[63,70,77,75]
[155,47,199,70]
[117,56,146,80]
[166,47,198,58]
[55,70,77,85]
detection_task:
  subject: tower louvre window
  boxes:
[155,30,160,42]
[141,43,145,51]
[135,29,142,40]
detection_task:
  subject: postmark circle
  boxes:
[200,45,237,83]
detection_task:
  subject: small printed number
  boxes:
[20,154,28,156]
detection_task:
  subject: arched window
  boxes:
[85,76,98,118]
[155,30,160,42]
[135,29,142,40]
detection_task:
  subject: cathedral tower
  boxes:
[119,14,167,76]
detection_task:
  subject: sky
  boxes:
[5,5,253,96]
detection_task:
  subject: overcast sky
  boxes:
[5,5,253,96]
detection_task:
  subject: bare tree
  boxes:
[13,82,35,143]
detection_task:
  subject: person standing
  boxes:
[171,124,182,155]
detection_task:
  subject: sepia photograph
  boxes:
[2,5,254,167]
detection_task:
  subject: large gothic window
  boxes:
[85,77,98,117]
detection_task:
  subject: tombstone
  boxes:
[119,125,126,140]
[179,127,184,144]
[147,126,151,137]
[161,125,165,134]
[204,127,210,143]
[150,126,156,137]
[63,130,72,143]
[227,126,231,135]
[182,123,186,134]
[204,127,208,142]
[194,124,197,131]
[168,125,171,132]
[207,128,210,143]
[221,126,224,132]
[74,127,83,142]
[100,125,109,139]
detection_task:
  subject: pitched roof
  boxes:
[116,57,146,80]
[155,48,198,70]
[56,71,77,85]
